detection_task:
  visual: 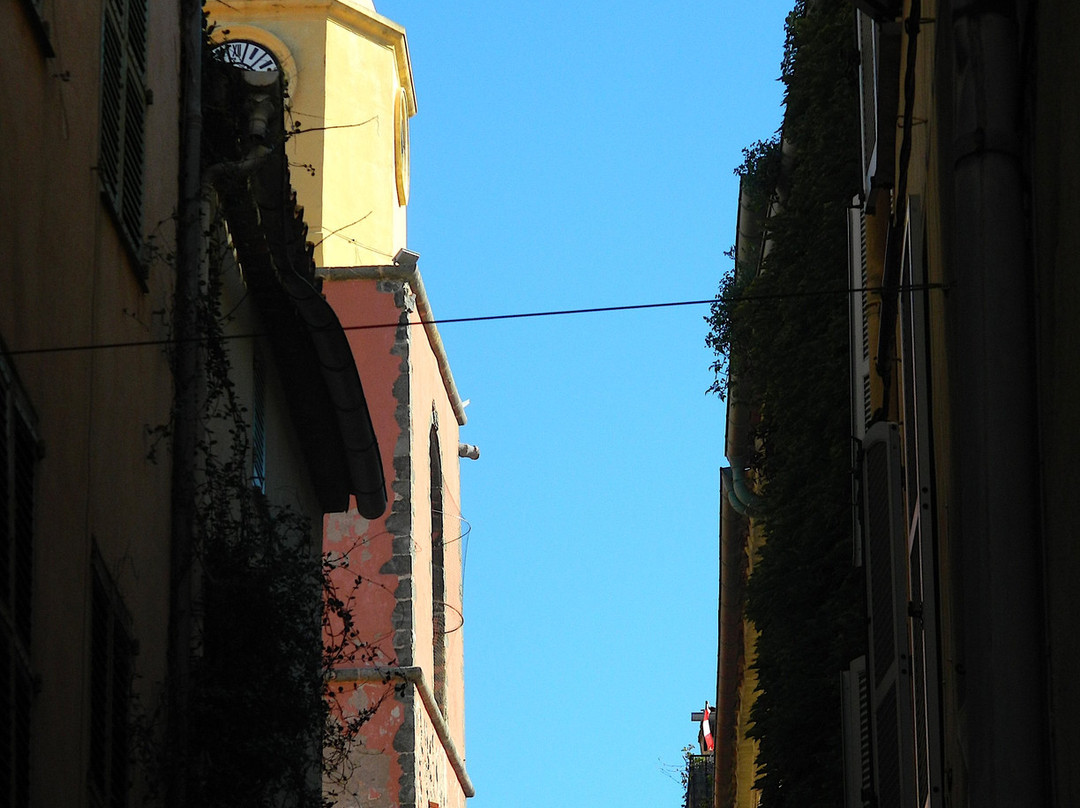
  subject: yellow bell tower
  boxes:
[205,0,415,267]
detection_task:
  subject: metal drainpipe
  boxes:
[316,264,469,426]
[715,381,754,807]
[329,666,476,798]
[730,462,763,511]
[949,1,1048,804]
[167,4,204,805]
[720,468,750,516]
[715,493,747,808]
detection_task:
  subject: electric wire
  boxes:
[0,283,947,358]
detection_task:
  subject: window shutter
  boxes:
[849,203,872,567]
[856,10,878,200]
[99,0,147,251]
[862,422,916,808]
[120,64,145,243]
[0,358,38,808]
[100,7,123,198]
[842,656,873,808]
[855,10,901,211]
[849,203,872,439]
[89,556,133,808]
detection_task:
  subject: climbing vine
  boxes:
[706,1,865,805]
[143,219,387,807]
[130,43,388,805]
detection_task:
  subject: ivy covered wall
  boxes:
[707,1,866,804]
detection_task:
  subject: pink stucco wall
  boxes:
[323,280,405,805]
[321,275,468,808]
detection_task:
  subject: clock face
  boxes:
[394,87,410,205]
[214,40,279,72]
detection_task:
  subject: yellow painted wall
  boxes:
[733,520,764,808]
[205,0,414,267]
[1,1,180,805]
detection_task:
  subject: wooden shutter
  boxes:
[849,203,872,438]
[89,555,133,808]
[99,0,147,250]
[849,202,871,566]
[842,656,873,808]
[856,10,879,201]
[0,358,38,808]
[862,421,916,808]
[855,10,901,212]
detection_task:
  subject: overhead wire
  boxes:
[0,283,947,358]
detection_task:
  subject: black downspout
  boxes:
[168,2,203,805]
[948,0,1049,804]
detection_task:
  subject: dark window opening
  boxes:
[89,552,133,808]
[99,0,148,269]
[0,357,37,808]
[429,420,447,713]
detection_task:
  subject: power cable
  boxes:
[0,283,946,358]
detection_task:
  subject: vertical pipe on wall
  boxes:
[947,1,1049,803]
[714,491,748,808]
[167,1,203,804]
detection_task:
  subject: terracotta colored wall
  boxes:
[322,276,467,808]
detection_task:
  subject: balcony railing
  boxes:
[685,753,714,808]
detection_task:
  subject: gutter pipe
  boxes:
[720,468,749,516]
[948,1,1048,803]
[316,265,467,427]
[730,463,763,510]
[714,492,747,808]
[167,3,204,804]
[329,666,476,798]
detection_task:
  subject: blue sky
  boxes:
[373,2,792,805]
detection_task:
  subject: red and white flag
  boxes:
[701,702,714,751]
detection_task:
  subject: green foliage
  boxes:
[192,497,326,808]
[139,224,381,808]
[706,1,865,806]
[706,137,782,398]
[129,23,382,808]
[178,239,325,808]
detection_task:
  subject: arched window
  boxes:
[429,416,447,713]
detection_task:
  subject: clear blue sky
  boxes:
[374,2,792,805]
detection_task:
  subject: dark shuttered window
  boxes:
[0,357,38,808]
[88,552,133,808]
[862,422,917,808]
[99,0,148,257]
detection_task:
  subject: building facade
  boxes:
[1,2,180,804]
[2,0,393,804]
[846,1,1080,806]
[709,5,867,805]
